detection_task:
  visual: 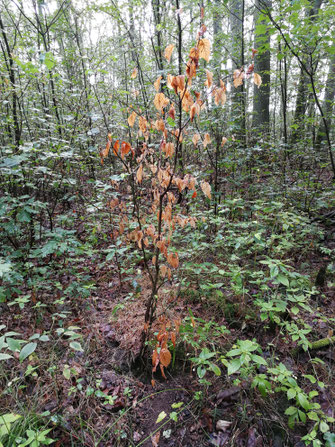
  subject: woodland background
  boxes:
[1,0,335,446]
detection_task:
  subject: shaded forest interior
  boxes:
[1,0,335,446]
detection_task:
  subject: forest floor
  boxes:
[1,199,335,447]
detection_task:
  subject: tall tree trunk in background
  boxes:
[279,41,288,145]
[213,0,223,83]
[315,52,335,148]
[151,0,164,72]
[0,12,21,150]
[253,0,271,136]
[290,0,322,145]
[230,0,246,146]
[212,0,224,217]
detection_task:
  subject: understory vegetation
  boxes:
[1,0,335,446]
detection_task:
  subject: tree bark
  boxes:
[253,0,271,135]
[230,0,246,147]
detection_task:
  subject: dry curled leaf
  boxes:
[151,431,160,447]
[164,44,175,63]
[128,111,136,127]
[254,72,262,88]
[201,180,211,199]
[251,48,258,59]
[160,264,168,278]
[233,69,244,88]
[121,141,131,159]
[205,69,213,88]
[154,92,169,113]
[154,75,162,92]
[203,133,211,148]
[160,348,172,367]
[113,140,120,155]
[198,38,210,62]
[192,133,200,146]
[136,164,143,183]
[190,103,200,122]
[167,252,179,268]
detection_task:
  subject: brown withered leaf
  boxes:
[160,348,172,367]
[160,264,168,278]
[165,142,174,158]
[205,69,213,88]
[156,119,165,132]
[136,164,143,183]
[168,104,175,120]
[101,139,111,158]
[152,349,159,367]
[246,63,254,76]
[181,89,194,112]
[128,111,136,127]
[198,38,210,62]
[113,139,120,155]
[251,48,258,59]
[189,46,199,60]
[167,252,179,268]
[233,69,244,88]
[190,103,200,121]
[154,75,162,92]
[164,44,175,63]
[167,73,173,89]
[154,92,169,112]
[121,141,131,159]
[131,67,138,79]
[139,116,148,133]
[254,72,262,88]
[221,136,228,146]
[192,133,201,146]
[201,180,211,199]
[214,87,226,106]
[186,59,197,80]
[203,133,211,148]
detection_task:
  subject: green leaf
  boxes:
[320,421,330,433]
[324,432,335,446]
[251,354,267,366]
[197,365,206,378]
[39,335,49,342]
[169,411,178,422]
[0,353,13,360]
[227,358,242,375]
[0,413,21,424]
[6,338,21,352]
[304,375,317,384]
[287,388,296,400]
[210,363,221,376]
[63,366,71,380]
[171,402,184,409]
[276,274,289,287]
[44,52,55,70]
[307,411,319,422]
[226,348,241,357]
[298,410,306,423]
[297,393,310,411]
[291,306,299,315]
[285,406,297,416]
[19,342,37,362]
[69,342,83,352]
[156,411,167,423]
